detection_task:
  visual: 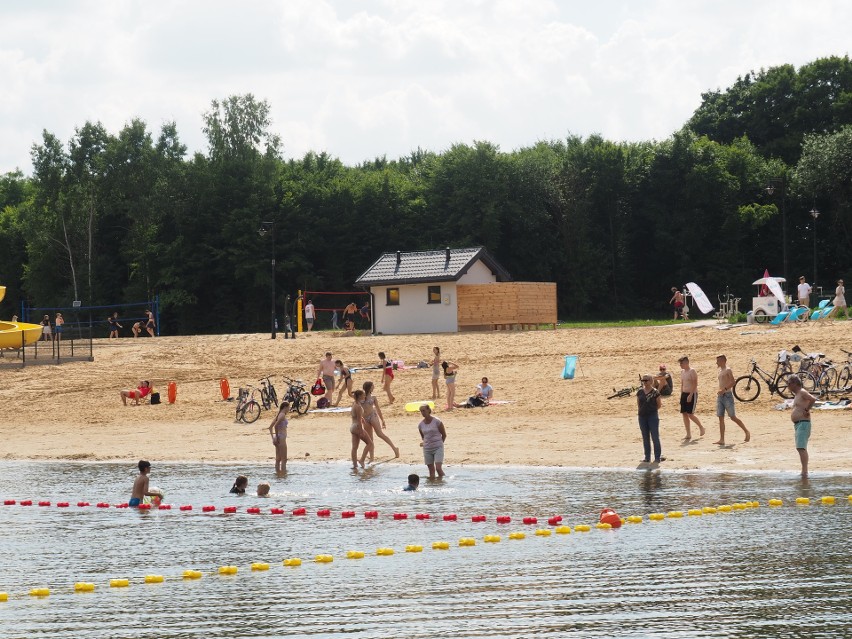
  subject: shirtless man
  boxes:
[316,351,336,403]
[714,355,750,445]
[787,376,817,478]
[678,356,705,440]
[670,287,685,320]
[130,460,162,507]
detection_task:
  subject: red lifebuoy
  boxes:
[220,378,230,400]
[167,381,177,404]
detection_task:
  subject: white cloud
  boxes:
[0,0,850,173]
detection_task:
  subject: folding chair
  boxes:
[562,354,584,379]
[770,311,790,325]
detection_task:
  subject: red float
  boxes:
[317,509,331,517]
[415,513,430,520]
[497,516,511,524]
[180,505,192,511]
[393,513,408,520]
[341,511,355,518]
[246,507,260,514]
[224,506,237,513]
[523,517,538,525]
[270,508,284,515]
[158,504,171,510]
[293,508,307,516]
[138,504,152,510]
[3,500,15,505]
[77,502,89,507]
[57,502,69,508]
[20,500,33,506]
[202,506,215,512]
[599,508,622,528]
[471,515,486,522]
[548,516,561,526]
[38,501,51,507]
[364,511,378,519]
[443,514,457,521]
[96,503,110,508]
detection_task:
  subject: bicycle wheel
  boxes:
[260,388,270,410]
[838,366,852,390]
[733,375,760,402]
[295,391,311,415]
[269,386,278,407]
[817,368,838,394]
[778,372,817,398]
[241,400,261,423]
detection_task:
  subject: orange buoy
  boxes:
[599,508,622,528]
[220,378,231,401]
[168,381,177,404]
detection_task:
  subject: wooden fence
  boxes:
[456,282,557,330]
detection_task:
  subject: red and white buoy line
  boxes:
[0,495,848,603]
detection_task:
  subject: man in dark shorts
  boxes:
[678,356,705,441]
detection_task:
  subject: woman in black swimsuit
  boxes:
[334,359,354,406]
[145,309,156,337]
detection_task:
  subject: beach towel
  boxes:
[309,406,350,414]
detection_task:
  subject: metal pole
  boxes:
[813,214,817,290]
[781,196,788,287]
[271,223,276,340]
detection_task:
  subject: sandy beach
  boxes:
[1,320,850,473]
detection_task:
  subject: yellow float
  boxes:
[732,503,746,510]
[144,575,164,583]
[535,529,551,536]
[626,515,643,524]
[648,513,665,521]
[74,582,95,592]
[314,555,333,563]
[283,558,302,567]
[717,505,732,512]
[750,501,760,508]
[29,588,50,597]
[595,522,611,529]
[768,499,783,507]
[432,541,450,550]
[376,548,395,556]
[483,535,501,543]
[509,531,526,539]
[182,570,203,579]
[574,525,591,532]
[250,563,270,571]
[110,579,130,588]
[687,509,702,516]
[0,592,7,602]
[554,526,571,534]
[458,538,476,546]
[702,507,717,514]
[821,496,835,505]
[405,545,423,553]
[667,511,684,518]
[796,497,810,505]
[346,551,365,559]
[218,566,238,574]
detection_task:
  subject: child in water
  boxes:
[130,460,162,507]
[404,474,420,491]
[230,475,248,495]
[257,482,270,497]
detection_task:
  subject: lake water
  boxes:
[0,461,850,638]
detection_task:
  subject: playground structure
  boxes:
[713,290,741,320]
[0,286,42,350]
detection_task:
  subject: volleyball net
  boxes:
[300,290,371,331]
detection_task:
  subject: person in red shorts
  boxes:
[121,380,152,406]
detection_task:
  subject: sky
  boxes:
[1,0,850,174]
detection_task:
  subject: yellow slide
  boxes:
[0,286,43,349]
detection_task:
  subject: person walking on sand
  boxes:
[827,279,849,320]
[787,375,816,478]
[108,312,123,338]
[678,356,705,440]
[418,404,446,479]
[431,346,442,400]
[304,299,315,331]
[334,359,354,406]
[442,360,459,410]
[714,355,750,445]
[637,375,665,464]
[379,352,395,404]
[316,351,336,404]
[797,276,812,309]
[349,390,373,469]
[361,381,399,461]
[267,401,290,474]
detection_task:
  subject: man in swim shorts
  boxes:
[678,356,705,441]
[316,351,336,404]
[714,355,750,445]
[787,376,816,478]
[130,460,162,507]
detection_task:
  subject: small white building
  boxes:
[355,247,512,334]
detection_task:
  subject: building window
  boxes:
[427,285,441,304]
[386,288,400,306]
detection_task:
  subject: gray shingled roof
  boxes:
[355,247,512,287]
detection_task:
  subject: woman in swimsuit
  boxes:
[334,359,354,406]
[349,390,373,469]
[442,361,459,410]
[145,309,156,337]
[431,346,442,400]
[267,401,290,475]
[40,315,52,341]
[361,381,400,462]
[378,351,395,404]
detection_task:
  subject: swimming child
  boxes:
[230,475,248,495]
[129,460,162,507]
[257,482,271,497]
[404,474,420,491]
[267,402,290,474]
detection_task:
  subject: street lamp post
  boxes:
[765,178,788,286]
[810,208,820,290]
[258,221,276,339]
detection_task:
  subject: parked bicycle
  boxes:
[733,357,816,402]
[235,386,262,423]
[259,376,278,410]
[282,376,312,415]
[838,349,852,390]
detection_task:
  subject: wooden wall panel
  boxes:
[457,282,557,328]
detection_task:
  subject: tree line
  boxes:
[1,57,851,334]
